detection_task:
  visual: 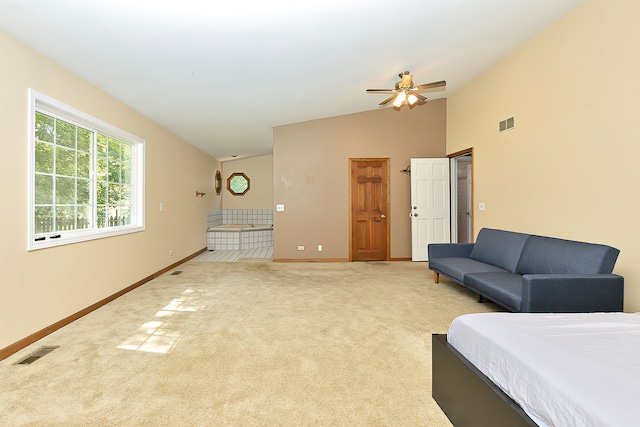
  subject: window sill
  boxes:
[29,225,145,251]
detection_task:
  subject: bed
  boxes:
[432,312,640,427]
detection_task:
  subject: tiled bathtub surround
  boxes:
[206,209,223,229]
[223,209,273,225]
[207,227,273,251]
[206,209,274,251]
[206,209,273,228]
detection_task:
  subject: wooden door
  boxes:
[350,158,389,261]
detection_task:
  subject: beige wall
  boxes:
[273,101,447,260]
[447,0,640,310]
[0,30,220,351]
[222,155,273,209]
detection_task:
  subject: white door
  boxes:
[411,158,451,261]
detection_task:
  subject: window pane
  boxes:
[97,134,108,156]
[77,128,91,152]
[96,206,107,229]
[108,159,121,182]
[77,151,90,179]
[121,143,131,161]
[108,183,121,203]
[77,205,91,229]
[56,146,75,176]
[115,206,132,226]
[119,184,131,204]
[35,141,54,173]
[230,176,248,193]
[77,178,90,204]
[35,174,54,204]
[35,112,54,143]
[121,145,132,184]
[56,176,75,204]
[56,120,76,149]
[97,157,107,179]
[122,166,131,184]
[97,180,107,204]
[55,206,75,231]
[109,138,122,160]
[34,206,53,234]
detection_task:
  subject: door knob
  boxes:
[381,214,386,219]
[413,213,418,217]
[413,206,417,209]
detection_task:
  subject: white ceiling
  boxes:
[0,0,583,161]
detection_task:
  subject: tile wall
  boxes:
[206,209,273,228]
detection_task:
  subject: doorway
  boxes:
[349,158,390,261]
[450,150,473,243]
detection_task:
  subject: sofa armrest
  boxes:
[520,274,624,313]
[428,243,475,260]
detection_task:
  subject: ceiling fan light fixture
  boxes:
[366,72,446,108]
[393,91,407,107]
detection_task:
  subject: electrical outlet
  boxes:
[297,245,304,251]
[318,245,323,251]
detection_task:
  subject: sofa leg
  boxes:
[477,294,484,303]
[434,272,439,284]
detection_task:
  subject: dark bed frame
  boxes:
[432,334,538,427]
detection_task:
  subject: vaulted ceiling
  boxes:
[0,0,583,160]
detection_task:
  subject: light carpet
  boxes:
[0,261,500,426]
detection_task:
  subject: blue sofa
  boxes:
[428,228,624,313]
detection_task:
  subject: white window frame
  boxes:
[28,89,145,250]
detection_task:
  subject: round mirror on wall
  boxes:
[227,172,250,196]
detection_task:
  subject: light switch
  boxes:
[276,204,285,212]
[479,202,485,211]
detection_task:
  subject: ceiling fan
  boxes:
[366,71,446,108]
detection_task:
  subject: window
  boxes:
[29,90,145,250]
[227,172,250,196]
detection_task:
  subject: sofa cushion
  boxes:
[464,272,523,311]
[469,228,530,273]
[428,257,507,283]
[516,235,620,275]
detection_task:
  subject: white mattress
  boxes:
[447,312,640,427]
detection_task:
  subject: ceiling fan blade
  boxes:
[379,94,397,106]
[413,92,428,102]
[366,89,396,94]
[414,80,447,91]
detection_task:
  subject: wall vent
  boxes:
[499,116,515,132]
[15,346,59,365]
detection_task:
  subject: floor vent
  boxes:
[15,346,59,365]
[170,270,183,275]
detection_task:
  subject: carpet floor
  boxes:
[0,261,500,426]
